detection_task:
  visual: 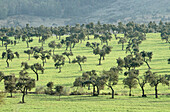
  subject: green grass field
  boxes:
[0,33,170,112]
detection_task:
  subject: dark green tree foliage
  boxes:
[63,34,78,51]
[2,49,19,68]
[24,49,33,60]
[140,51,153,69]
[0,36,9,47]
[117,55,143,71]
[55,86,64,101]
[48,41,57,55]
[118,37,127,50]
[136,72,148,97]
[33,49,51,66]
[146,70,169,98]
[86,42,100,50]
[3,37,13,51]
[93,45,112,65]
[53,54,65,73]
[73,77,84,89]
[31,63,44,81]
[99,32,112,45]
[74,70,106,96]
[16,70,35,103]
[62,52,73,63]
[78,31,86,42]
[84,70,107,96]
[102,67,120,98]
[21,34,33,48]
[40,34,51,47]
[3,74,17,97]
[72,56,87,71]
[21,62,44,81]
[48,41,62,55]
[45,82,55,95]
[125,32,146,54]
[123,69,139,96]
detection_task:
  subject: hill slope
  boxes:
[0,0,169,27]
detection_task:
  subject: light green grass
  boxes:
[0,33,170,112]
[1,94,170,112]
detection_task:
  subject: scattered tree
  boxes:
[72,56,87,71]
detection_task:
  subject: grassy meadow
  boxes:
[0,33,170,112]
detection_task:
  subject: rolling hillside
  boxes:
[0,0,170,27]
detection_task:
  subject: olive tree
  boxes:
[3,74,17,97]
[62,52,73,63]
[55,86,64,101]
[2,49,19,68]
[53,54,65,73]
[93,45,112,65]
[16,70,35,103]
[102,67,120,98]
[24,49,33,60]
[146,70,169,98]
[72,56,87,71]
[21,62,44,81]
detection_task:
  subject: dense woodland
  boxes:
[0,21,170,104]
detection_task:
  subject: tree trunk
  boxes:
[39,37,41,43]
[66,46,68,51]
[10,92,13,97]
[109,86,114,99]
[32,68,39,81]
[42,61,45,67]
[96,86,100,95]
[70,45,72,51]
[103,56,105,60]
[155,85,158,98]
[6,59,9,68]
[42,42,43,47]
[88,85,91,90]
[99,55,102,65]
[26,41,29,48]
[59,95,60,101]
[106,41,108,45]
[58,67,61,73]
[73,43,75,48]
[2,40,3,46]
[78,63,82,71]
[28,54,30,60]
[21,88,26,103]
[68,57,71,63]
[93,85,95,96]
[53,49,55,55]
[145,61,151,69]
[5,45,7,51]
[141,86,146,97]
[122,43,124,50]
[129,88,132,96]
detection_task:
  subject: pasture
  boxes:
[0,33,170,112]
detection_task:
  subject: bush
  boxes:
[62,87,70,96]
[0,92,5,105]
[35,86,45,94]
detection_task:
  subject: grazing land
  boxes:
[0,33,170,112]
